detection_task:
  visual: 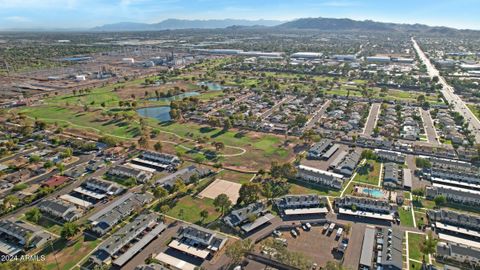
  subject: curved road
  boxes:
[412,37,480,143]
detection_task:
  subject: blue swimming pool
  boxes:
[362,188,384,198]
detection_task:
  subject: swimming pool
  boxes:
[361,188,384,198]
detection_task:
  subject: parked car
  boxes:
[323,223,329,233]
[305,222,312,230]
[272,230,282,237]
[290,229,298,238]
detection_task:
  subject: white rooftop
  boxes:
[168,239,210,259]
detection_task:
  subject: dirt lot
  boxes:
[279,225,344,268]
[198,179,241,203]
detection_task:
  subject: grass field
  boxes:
[414,210,427,228]
[167,195,221,224]
[353,160,381,186]
[20,106,142,138]
[21,215,63,236]
[408,232,425,262]
[412,198,436,210]
[216,170,254,184]
[288,179,340,197]
[398,206,415,227]
[41,234,100,270]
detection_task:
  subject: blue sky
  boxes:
[1,0,479,29]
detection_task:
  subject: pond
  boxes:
[197,81,223,91]
[148,91,199,101]
[137,106,171,122]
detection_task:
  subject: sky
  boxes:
[1,0,480,30]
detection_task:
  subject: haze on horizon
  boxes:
[0,0,480,30]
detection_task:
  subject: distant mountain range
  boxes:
[92,18,283,31]
[275,17,466,34]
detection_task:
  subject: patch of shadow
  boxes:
[200,126,216,133]
[211,129,227,139]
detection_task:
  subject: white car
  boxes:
[272,230,282,237]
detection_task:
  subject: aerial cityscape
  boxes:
[1,1,480,270]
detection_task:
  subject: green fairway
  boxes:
[20,106,142,138]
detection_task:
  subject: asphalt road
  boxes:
[420,108,440,145]
[363,103,381,136]
[304,100,331,130]
[412,37,480,143]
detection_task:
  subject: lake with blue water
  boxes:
[137,106,172,122]
[147,91,199,101]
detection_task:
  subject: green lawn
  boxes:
[414,210,427,229]
[398,206,415,227]
[409,261,423,270]
[408,233,425,262]
[167,195,221,224]
[104,175,137,187]
[353,160,381,185]
[288,179,340,197]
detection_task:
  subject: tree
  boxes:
[225,239,253,264]
[25,207,41,224]
[153,186,168,199]
[415,157,432,168]
[172,179,187,194]
[237,183,261,205]
[154,142,163,152]
[3,195,19,210]
[434,195,447,207]
[29,155,41,163]
[138,136,149,149]
[420,232,438,263]
[270,162,297,179]
[412,188,425,197]
[159,205,170,214]
[61,222,79,240]
[212,141,225,151]
[213,194,232,216]
[361,149,377,160]
[344,223,351,236]
[56,163,65,174]
[223,118,232,131]
[61,147,73,158]
[200,210,209,223]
